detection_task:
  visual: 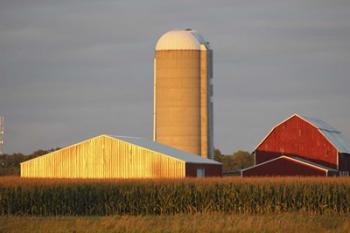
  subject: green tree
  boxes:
[214,149,224,162]
[232,150,254,169]
[214,149,254,173]
[0,148,60,176]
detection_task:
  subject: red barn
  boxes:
[242,114,350,177]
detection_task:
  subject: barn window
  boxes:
[196,168,205,177]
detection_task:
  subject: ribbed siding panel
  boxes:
[20,135,185,178]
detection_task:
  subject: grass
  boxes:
[0,213,349,233]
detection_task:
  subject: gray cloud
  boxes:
[0,0,350,154]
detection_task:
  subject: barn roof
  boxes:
[288,156,338,172]
[241,155,338,173]
[254,114,350,154]
[108,135,220,165]
[299,115,350,154]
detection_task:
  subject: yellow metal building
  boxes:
[20,135,221,178]
[154,29,214,159]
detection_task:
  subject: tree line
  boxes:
[0,148,254,176]
[0,149,59,176]
[214,149,254,175]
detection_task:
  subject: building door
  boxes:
[196,168,205,177]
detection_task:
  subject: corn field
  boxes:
[0,177,349,215]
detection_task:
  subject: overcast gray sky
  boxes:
[0,0,349,154]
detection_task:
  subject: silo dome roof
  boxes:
[155,29,208,51]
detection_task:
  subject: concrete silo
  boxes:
[154,29,214,159]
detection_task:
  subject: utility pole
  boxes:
[0,116,4,154]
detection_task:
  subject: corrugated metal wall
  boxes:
[21,135,185,178]
[154,48,214,159]
[154,50,202,156]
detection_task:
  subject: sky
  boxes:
[0,0,349,154]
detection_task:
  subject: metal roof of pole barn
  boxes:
[111,135,220,164]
